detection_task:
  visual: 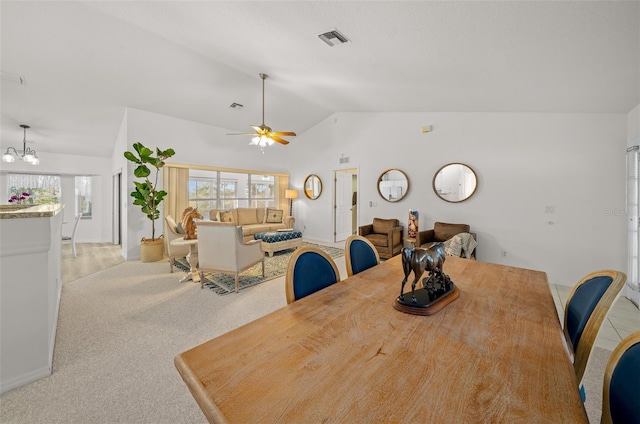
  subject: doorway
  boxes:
[112,171,122,245]
[334,168,358,242]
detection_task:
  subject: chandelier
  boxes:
[2,125,39,165]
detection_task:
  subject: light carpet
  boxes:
[0,250,609,423]
[176,242,344,295]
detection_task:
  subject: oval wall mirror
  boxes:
[377,169,409,202]
[432,163,478,203]
[304,174,323,200]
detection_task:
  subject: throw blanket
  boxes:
[443,233,477,259]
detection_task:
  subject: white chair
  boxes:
[196,221,264,292]
[164,215,190,273]
[62,213,82,257]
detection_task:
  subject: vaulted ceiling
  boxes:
[1,1,638,159]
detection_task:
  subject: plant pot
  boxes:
[140,236,164,262]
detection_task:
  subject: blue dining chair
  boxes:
[345,234,380,277]
[563,270,626,399]
[601,331,640,424]
[285,246,340,304]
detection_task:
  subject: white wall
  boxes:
[0,152,112,243]
[288,112,628,286]
[629,104,640,143]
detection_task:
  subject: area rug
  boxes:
[175,242,344,295]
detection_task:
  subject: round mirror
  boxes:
[432,163,478,203]
[377,169,409,202]
[304,174,323,200]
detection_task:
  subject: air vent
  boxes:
[318,29,350,47]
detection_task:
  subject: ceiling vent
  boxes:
[318,29,350,47]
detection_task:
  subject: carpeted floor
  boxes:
[0,244,610,423]
[177,242,344,295]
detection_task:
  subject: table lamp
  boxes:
[285,189,299,217]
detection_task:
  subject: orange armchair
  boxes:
[358,218,403,259]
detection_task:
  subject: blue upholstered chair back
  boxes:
[602,331,640,424]
[563,270,626,388]
[566,276,613,350]
[345,235,380,277]
[285,247,340,304]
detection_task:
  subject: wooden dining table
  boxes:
[174,255,588,423]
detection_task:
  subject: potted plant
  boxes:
[124,142,175,262]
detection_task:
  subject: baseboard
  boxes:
[0,365,51,394]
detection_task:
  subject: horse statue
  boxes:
[399,242,449,303]
[181,207,203,240]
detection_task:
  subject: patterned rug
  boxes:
[175,242,344,295]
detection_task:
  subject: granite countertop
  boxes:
[0,204,64,219]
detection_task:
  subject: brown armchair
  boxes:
[416,221,477,259]
[359,218,403,259]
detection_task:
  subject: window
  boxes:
[189,177,218,213]
[250,175,276,208]
[75,176,92,218]
[189,171,276,216]
[7,173,61,204]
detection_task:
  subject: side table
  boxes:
[405,237,416,248]
[170,238,199,283]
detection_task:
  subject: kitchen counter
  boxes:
[0,203,64,393]
[0,204,63,219]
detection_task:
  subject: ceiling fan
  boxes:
[228,73,296,149]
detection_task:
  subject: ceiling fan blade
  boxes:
[270,135,290,145]
[227,133,256,136]
[271,131,296,137]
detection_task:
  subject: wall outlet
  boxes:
[502,250,507,257]
[545,206,555,213]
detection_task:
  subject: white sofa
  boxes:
[209,208,295,242]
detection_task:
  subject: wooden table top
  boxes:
[175,256,588,423]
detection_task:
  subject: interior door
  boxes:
[335,169,357,242]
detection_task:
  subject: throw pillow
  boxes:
[175,222,186,234]
[218,210,234,223]
[265,208,284,223]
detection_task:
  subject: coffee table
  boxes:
[254,230,302,257]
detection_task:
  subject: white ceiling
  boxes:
[1,1,639,159]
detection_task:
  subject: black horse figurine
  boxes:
[399,242,447,303]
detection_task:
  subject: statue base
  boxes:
[393,284,459,316]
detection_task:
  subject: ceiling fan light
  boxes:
[266,137,275,146]
[249,136,260,146]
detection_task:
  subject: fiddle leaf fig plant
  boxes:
[124,142,175,241]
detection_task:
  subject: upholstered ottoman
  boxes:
[254,230,302,257]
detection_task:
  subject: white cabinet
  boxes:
[0,204,64,393]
